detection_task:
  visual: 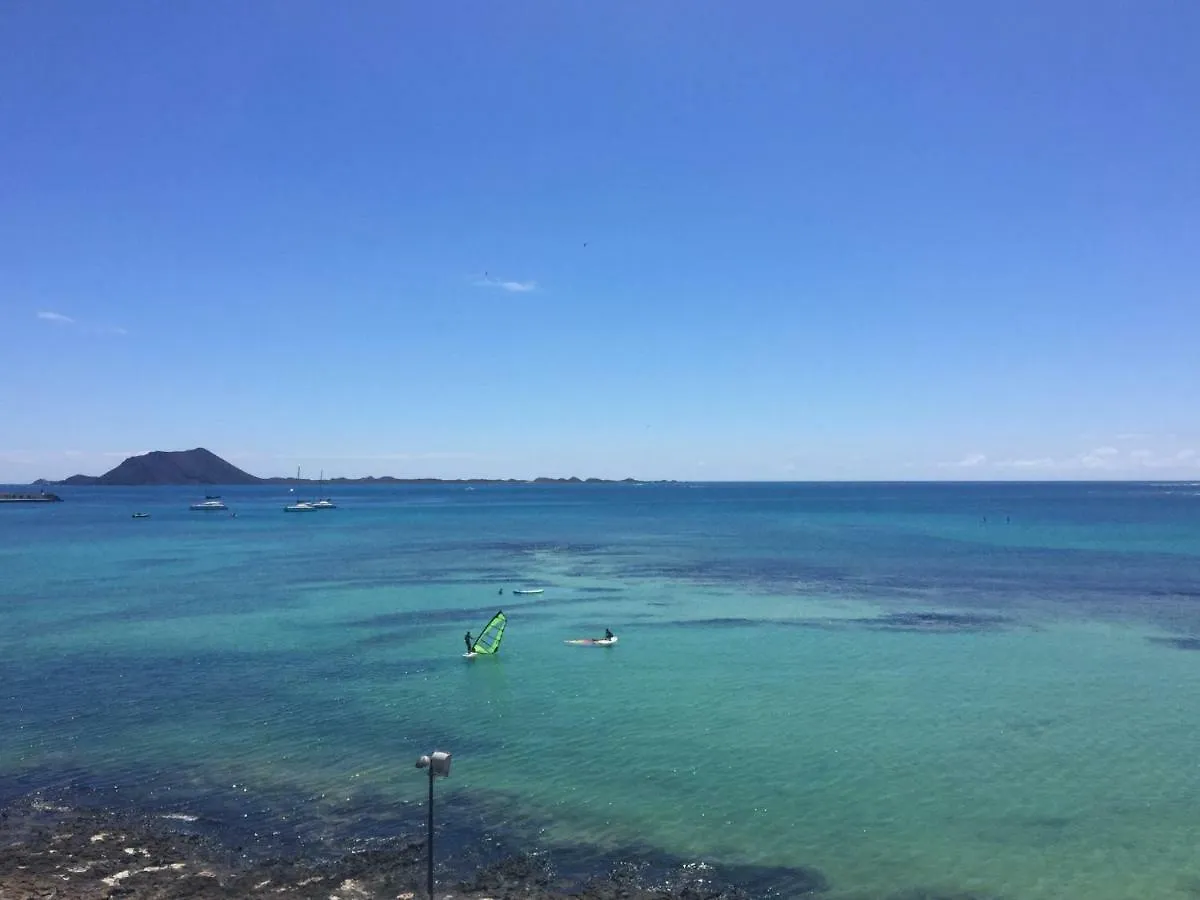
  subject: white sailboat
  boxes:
[284,467,317,512]
[310,470,336,509]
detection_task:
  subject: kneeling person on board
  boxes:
[604,628,613,641]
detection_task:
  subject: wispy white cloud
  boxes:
[1123,448,1200,469]
[1079,447,1121,469]
[472,275,538,293]
[1115,432,1152,441]
[939,453,987,468]
[991,446,1199,473]
[996,457,1057,469]
[37,311,75,324]
[35,310,126,335]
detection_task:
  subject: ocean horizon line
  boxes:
[8,476,1199,488]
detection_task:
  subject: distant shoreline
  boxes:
[29,448,664,487]
[34,475,667,487]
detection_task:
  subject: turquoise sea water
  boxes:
[2,482,1200,898]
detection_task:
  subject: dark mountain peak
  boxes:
[105,448,261,485]
[55,448,262,486]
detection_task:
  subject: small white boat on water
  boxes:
[310,471,336,509]
[284,468,335,511]
[190,496,227,511]
[512,588,544,595]
[283,467,320,511]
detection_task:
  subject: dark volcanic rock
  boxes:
[97,448,261,486]
[0,797,830,900]
[55,448,262,487]
[458,852,559,896]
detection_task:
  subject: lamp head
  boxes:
[415,750,452,777]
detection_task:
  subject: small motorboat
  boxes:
[132,512,150,519]
[190,498,228,511]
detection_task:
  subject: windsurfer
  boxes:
[464,631,473,653]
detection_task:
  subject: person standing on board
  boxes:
[464,631,474,653]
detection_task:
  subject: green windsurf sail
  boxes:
[471,610,507,655]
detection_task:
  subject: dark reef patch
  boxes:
[852,611,1011,633]
[645,611,1011,635]
[471,850,831,899]
[611,537,1200,633]
[351,612,558,650]
[621,557,854,590]
[1148,635,1200,651]
[341,599,566,631]
[355,629,427,648]
[660,617,764,629]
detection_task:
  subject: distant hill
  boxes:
[38,449,656,486]
[56,448,261,486]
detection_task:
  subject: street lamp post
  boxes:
[415,750,452,900]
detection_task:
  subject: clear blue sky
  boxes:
[2,1,1198,482]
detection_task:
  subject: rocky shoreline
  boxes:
[0,795,827,900]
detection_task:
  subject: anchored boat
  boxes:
[284,467,319,511]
